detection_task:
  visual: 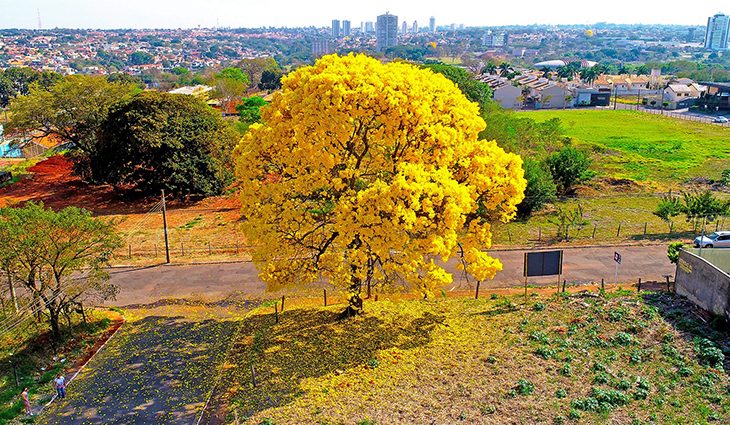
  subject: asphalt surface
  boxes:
[108,245,674,306]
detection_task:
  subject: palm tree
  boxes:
[499,62,514,78]
[481,62,497,75]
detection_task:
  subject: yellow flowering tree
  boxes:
[235,54,526,316]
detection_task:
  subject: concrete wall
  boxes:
[675,249,730,320]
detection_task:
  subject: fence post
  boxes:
[324,289,327,307]
[208,241,212,255]
[669,221,673,234]
[235,241,239,255]
[475,281,481,300]
[562,279,567,293]
[616,222,621,237]
[281,295,285,312]
[128,244,132,259]
[592,224,597,239]
[251,364,257,388]
[637,278,642,292]
[274,303,279,324]
[154,243,158,257]
[643,222,647,235]
[181,242,185,256]
[538,227,542,241]
[601,278,605,292]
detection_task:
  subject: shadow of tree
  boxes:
[43,315,239,425]
[212,308,445,420]
[641,291,730,373]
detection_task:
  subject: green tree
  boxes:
[0,202,121,341]
[681,190,729,231]
[653,192,683,232]
[7,75,138,155]
[517,159,557,217]
[546,146,595,195]
[258,69,283,92]
[237,96,269,129]
[128,51,154,65]
[213,67,250,101]
[92,91,238,196]
[237,57,281,88]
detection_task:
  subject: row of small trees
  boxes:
[0,203,120,342]
[654,190,729,232]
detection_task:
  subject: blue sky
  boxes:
[0,0,725,29]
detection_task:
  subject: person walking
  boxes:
[21,387,32,416]
[54,373,66,399]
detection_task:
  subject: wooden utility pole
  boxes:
[161,190,171,264]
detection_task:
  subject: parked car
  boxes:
[713,116,729,123]
[694,231,730,248]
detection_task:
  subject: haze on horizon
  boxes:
[0,0,725,30]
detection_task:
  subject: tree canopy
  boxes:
[91,91,238,196]
[6,75,138,154]
[0,202,121,341]
[235,54,526,315]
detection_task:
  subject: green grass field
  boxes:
[216,291,729,424]
[519,110,730,185]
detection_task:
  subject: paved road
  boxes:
[108,245,674,306]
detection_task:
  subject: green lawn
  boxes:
[519,110,730,185]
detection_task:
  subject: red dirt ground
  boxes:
[0,155,241,214]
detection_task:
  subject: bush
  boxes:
[515,379,535,395]
[571,387,630,412]
[546,146,595,195]
[517,159,557,217]
[694,338,724,367]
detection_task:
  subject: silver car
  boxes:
[694,231,730,248]
[713,116,729,123]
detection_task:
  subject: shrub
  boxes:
[612,332,634,346]
[536,346,557,359]
[560,363,572,376]
[530,331,549,344]
[517,159,557,216]
[572,387,630,412]
[556,388,567,399]
[515,379,535,395]
[593,372,610,384]
[694,338,724,367]
[533,301,546,312]
[546,145,595,195]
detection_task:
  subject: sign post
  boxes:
[613,251,621,284]
[523,250,564,300]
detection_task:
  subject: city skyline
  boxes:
[0,0,725,29]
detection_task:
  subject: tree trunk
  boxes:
[342,275,364,318]
[6,269,18,313]
[49,309,62,342]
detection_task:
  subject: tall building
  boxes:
[483,31,508,48]
[412,20,418,34]
[376,13,398,51]
[365,21,375,33]
[705,13,730,50]
[401,20,407,34]
[429,16,436,33]
[331,19,341,38]
[343,20,351,36]
[312,39,331,57]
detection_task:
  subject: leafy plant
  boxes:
[546,145,596,195]
[694,338,724,367]
[515,379,535,396]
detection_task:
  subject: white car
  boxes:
[713,116,729,123]
[694,231,730,248]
